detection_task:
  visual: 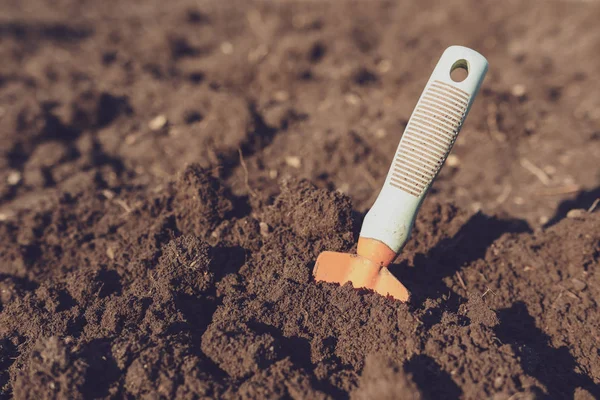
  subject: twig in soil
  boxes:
[533,184,581,197]
[552,291,564,308]
[361,168,378,189]
[115,199,132,214]
[507,393,532,400]
[238,148,257,198]
[493,184,512,207]
[481,287,496,298]
[287,199,311,217]
[455,271,467,291]
[565,290,580,300]
[588,197,600,213]
[520,158,551,186]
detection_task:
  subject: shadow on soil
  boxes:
[391,212,530,318]
[544,185,600,227]
[495,302,600,399]
[404,354,462,399]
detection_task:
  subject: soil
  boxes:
[0,0,599,399]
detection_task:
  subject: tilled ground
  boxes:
[0,0,599,399]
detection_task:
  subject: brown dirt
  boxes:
[1,1,599,399]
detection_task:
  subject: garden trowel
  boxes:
[313,46,488,301]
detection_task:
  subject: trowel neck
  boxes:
[357,237,397,268]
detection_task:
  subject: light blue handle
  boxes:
[360,46,488,253]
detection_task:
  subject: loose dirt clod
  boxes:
[351,355,422,400]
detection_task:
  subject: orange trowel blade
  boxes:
[314,252,410,302]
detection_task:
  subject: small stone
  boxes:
[7,170,21,186]
[538,215,549,225]
[149,115,168,131]
[220,41,233,55]
[345,93,360,105]
[259,222,270,237]
[567,209,586,219]
[269,169,278,179]
[106,247,115,260]
[285,156,301,168]
[446,154,460,167]
[337,183,350,194]
[102,190,115,200]
[375,128,386,138]
[571,278,586,291]
[511,84,526,97]
[0,212,14,222]
[125,134,138,145]
[377,59,392,73]
[273,91,289,102]
[494,376,504,389]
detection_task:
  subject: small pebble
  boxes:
[470,202,482,212]
[377,59,392,73]
[285,156,301,168]
[7,170,21,186]
[337,183,350,194]
[269,169,278,179]
[106,247,115,260]
[446,154,460,167]
[566,209,586,219]
[493,376,504,389]
[259,222,270,237]
[220,41,233,55]
[345,93,360,105]
[149,115,168,131]
[511,84,526,97]
[274,91,289,102]
[102,190,115,200]
[375,128,386,138]
[125,134,137,145]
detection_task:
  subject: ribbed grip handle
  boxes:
[360,46,488,253]
[390,80,470,196]
[386,46,487,198]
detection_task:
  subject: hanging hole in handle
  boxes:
[450,59,469,82]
